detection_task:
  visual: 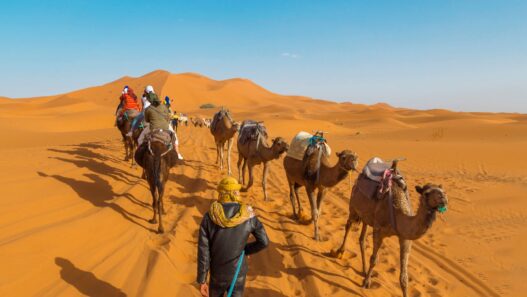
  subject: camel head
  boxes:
[232,121,241,132]
[270,137,289,155]
[336,150,359,172]
[416,184,448,214]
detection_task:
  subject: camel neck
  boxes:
[395,195,436,240]
[319,161,349,187]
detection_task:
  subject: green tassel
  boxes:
[438,205,447,213]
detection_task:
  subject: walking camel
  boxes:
[116,110,140,166]
[135,132,179,233]
[330,159,448,297]
[237,120,289,201]
[210,108,239,175]
[283,134,359,241]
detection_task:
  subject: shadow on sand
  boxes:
[55,257,126,297]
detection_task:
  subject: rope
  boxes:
[227,250,245,297]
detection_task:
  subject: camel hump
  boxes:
[238,120,268,145]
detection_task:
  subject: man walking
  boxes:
[197,177,269,297]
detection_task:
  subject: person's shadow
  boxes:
[55,257,126,297]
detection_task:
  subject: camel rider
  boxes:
[137,86,183,160]
[163,95,183,159]
[164,96,172,109]
[115,86,140,125]
[197,177,269,297]
[128,85,155,135]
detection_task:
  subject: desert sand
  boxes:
[1,70,526,296]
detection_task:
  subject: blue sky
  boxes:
[0,0,525,112]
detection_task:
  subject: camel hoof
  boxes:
[240,187,248,193]
[149,218,157,224]
[157,227,165,234]
[362,278,371,289]
[328,249,344,259]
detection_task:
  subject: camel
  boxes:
[191,117,206,127]
[210,108,239,175]
[237,121,289,201]
[283,137,359,241]
[330,159,448,297]
[116,110,140,166]
[204,118,212,128]
[135,133,178,233]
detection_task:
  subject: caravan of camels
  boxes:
[115,84,448,297]
[3,71,521,297]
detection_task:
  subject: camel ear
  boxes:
[336,151,342,157]
[438,184,443,189]
[272,138,276,142]
[415,186,423,194]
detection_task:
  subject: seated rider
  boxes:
[128,85,155,135]
[115,86,140,125]
[137,86,183,160]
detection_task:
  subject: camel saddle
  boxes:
[362,157,391,182]
[147,129,173,147]
[238,121,268,145]
[356,157,394,200]
[117,109,140,128]
[135,129,178,168]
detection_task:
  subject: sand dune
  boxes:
[1,70,526,296]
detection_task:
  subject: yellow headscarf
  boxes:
[209,177,254,228]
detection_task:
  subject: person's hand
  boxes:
[199,283,209,297]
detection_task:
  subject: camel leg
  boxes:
[307,186,320,241]
[331,210,360,258]
[242,160,255,192]
[316,188,326,217]
[399,239,412,297]
[215,142,220,165]
[359,224,368,275]
[363,229,384,288]
[129,137,135,167]
[237,153,244,184]
[123,137,129,161]
[241,158,247,185]
[262,162,269,201]
[294,184,304,220]
[157,185,165,234]
[219,143,224,171]
[227,138,233,175]
[288,182,298,219]
[149,184,158,224]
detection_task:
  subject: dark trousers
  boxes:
[209,280,245,297]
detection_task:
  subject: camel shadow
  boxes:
[169,173,213,193]
[51,156,136,185]
[283,265,363,295]
[169,194,211,215]
[38,171,153,232]
[55,257,126,297]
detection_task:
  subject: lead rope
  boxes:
[227,250,245,297]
